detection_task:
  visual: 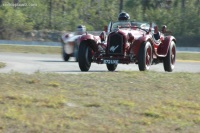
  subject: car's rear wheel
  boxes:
[106,64,118,71]
[62,45,70,61]
[78,41,92,71]
[138,41,152,71]
[163,41,176,72]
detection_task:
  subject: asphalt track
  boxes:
[0,52,200,74]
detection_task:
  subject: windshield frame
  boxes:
[111,21,156,32]
[111,21,131,31]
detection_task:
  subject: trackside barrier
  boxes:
[0,40,200,52]
[0,40,60,46]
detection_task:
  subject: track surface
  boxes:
[0,52,200,74]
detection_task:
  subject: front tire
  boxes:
[138,41,152,71]
[106,64,118,71]
[163,41,176,72]
[78,41,92,71]
[62,45,70,61]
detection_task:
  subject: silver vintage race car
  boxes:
[61,25,86,61]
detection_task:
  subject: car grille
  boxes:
[107,32,123,55]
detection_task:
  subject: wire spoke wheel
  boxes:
[138,41,152,71]
[163,41,176,72]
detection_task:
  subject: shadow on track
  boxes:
[36,60,77,63]
[47,70,117,73]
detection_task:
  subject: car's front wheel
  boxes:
[138,41,152,71]
[106,64,118,71]
[163,41,176,72]
[78,41,92,71]
[62,45,70,61]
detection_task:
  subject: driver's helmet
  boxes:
[118,12,130,21]
[76,25,86,35]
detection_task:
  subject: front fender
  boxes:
[79,34,100,52]
[80,34,100,42]
[157,36,176,56]
[137,35,151,44]
[132,35,151,57]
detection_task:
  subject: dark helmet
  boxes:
[76,25,86,35]
[118,12,130,21]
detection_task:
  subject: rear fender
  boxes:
[61,33,70,44]
[61,33,69,40]
[157,36,176,57]
[80,34,99,52]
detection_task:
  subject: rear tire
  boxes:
[78,41,92,71]
[138,41,152,71]
[106,64,117,71]
[163,41,176,72]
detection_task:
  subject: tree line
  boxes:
[0,0,200,39]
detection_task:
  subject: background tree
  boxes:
[0,6,33,39]
[0,0,199,46]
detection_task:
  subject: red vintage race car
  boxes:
[78,20,176,72]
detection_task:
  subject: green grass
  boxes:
[0,62,6,68]
[0,71,200,133]
[0,44,60,54]
[0,45,199,132]
[0,44,200,61]
[177,53,200,61]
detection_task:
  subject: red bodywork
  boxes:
[78,21,176,70]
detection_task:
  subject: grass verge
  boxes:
[0,71,200,133]
[177,53,200,61]
[0,62,6,68]
[0,45,60,54]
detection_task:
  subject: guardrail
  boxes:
[176,47,200,52]
[0,40,200,52]
[0,40,61,46]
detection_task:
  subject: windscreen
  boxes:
[111,21,151,31]
[111,21,131,31]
